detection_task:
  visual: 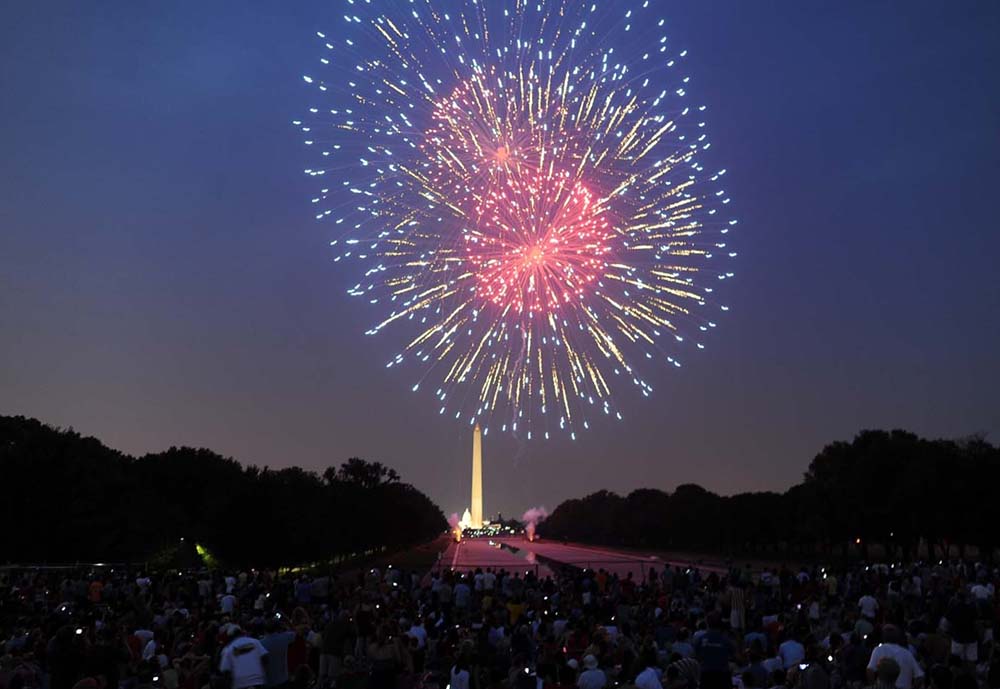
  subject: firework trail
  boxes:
[297,0,737,439]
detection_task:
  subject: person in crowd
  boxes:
[577,654,607,689]
[872,659,903,689]
[947,592,979,666]
[2,556,998,689]
[260,618,295,688]
[779,631,806,671]
[219,625,269,689]
[866,626,924,689]
[695,614,733,689]
[636,647,664,689]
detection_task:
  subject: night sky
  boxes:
[2,1,999,519]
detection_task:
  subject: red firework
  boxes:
[464,168,614,314]
[421,72,549,202]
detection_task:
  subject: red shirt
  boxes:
[287,635,309,673]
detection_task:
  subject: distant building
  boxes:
[459,424,487,530]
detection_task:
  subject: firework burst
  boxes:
[297,0,737,438]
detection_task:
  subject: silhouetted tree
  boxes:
[540,428,1000,560]
[0,416,446,566]
[336,457,401,487]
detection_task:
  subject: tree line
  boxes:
[539,429,1000,561]
[0,415,447,567]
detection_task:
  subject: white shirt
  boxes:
[971,583,993,600]
[577,669,607,689]
[635,667,663,689]
[142,639,157,661]
[867,643,924,689]
[454,583,472,607]
[488,626,505,647]
[763,657,783,674]
[859,595,879,619]
[778,640,805,669]
[221,594,237,614]
[219,636,268,689]
[450,667,470,689]
[408,624,428,649]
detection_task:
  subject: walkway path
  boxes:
[496,537,728,578]
[437,537,554,577]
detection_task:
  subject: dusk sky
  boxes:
[2,1,999,519]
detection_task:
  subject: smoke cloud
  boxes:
[447,512,463,541]
[521,506,549,541]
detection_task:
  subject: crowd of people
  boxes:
[1,554,998,689]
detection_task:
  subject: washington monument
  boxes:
[470,422,483,528]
